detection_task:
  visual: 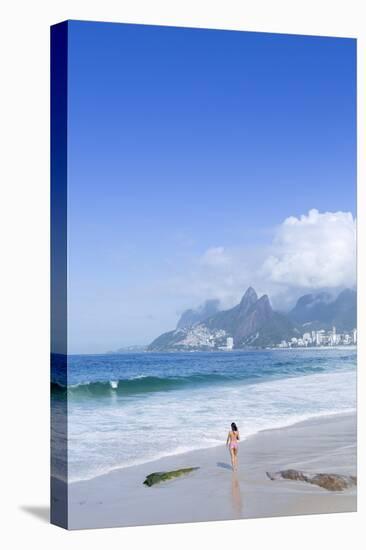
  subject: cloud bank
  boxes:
[262,209,356,289]
[170,209,356,312]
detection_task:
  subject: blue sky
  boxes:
[66,21,356,353]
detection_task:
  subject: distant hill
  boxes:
[289,289,356,331]
[177,299,221,329]
[204,288,298,347]
[148,287,299,351]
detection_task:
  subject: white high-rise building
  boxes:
[330,326,337,346]
[316,330,325,346]
[226,337,234,350]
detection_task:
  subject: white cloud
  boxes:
[167,244,264,309]
[261,209,356,289]
[167,209,356,313]
[200,246,231,268]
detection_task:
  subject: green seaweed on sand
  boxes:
[143,467,200,487]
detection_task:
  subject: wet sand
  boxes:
[61,412,356,529]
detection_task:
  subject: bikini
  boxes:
[229,431,239,449]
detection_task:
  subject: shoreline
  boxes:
[69,345,357,356]
[66,408,356,485]
[61,410,356,529]
[269,345,357,351]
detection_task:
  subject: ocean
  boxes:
[51,348,356,482]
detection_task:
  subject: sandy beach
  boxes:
[55,411,357,529]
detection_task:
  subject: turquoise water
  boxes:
[51,348,356,482]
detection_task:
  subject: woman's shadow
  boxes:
[217,461,232,471]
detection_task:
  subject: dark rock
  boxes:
[266,469,357,492]
[266,469,308,482]
[309,473,357,491]
[143,467,200,487]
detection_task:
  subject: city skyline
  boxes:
[277,326,357,349]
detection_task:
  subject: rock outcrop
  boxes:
[266,469,357,492]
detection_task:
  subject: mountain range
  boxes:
[148,287,356,351]
[288,288,357,331]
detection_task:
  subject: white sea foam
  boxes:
[65,368,356,482]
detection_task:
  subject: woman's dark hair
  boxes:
[231,422,238,432]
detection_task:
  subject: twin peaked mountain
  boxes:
[148,287,356,351]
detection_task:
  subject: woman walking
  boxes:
[226,422,240,471]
